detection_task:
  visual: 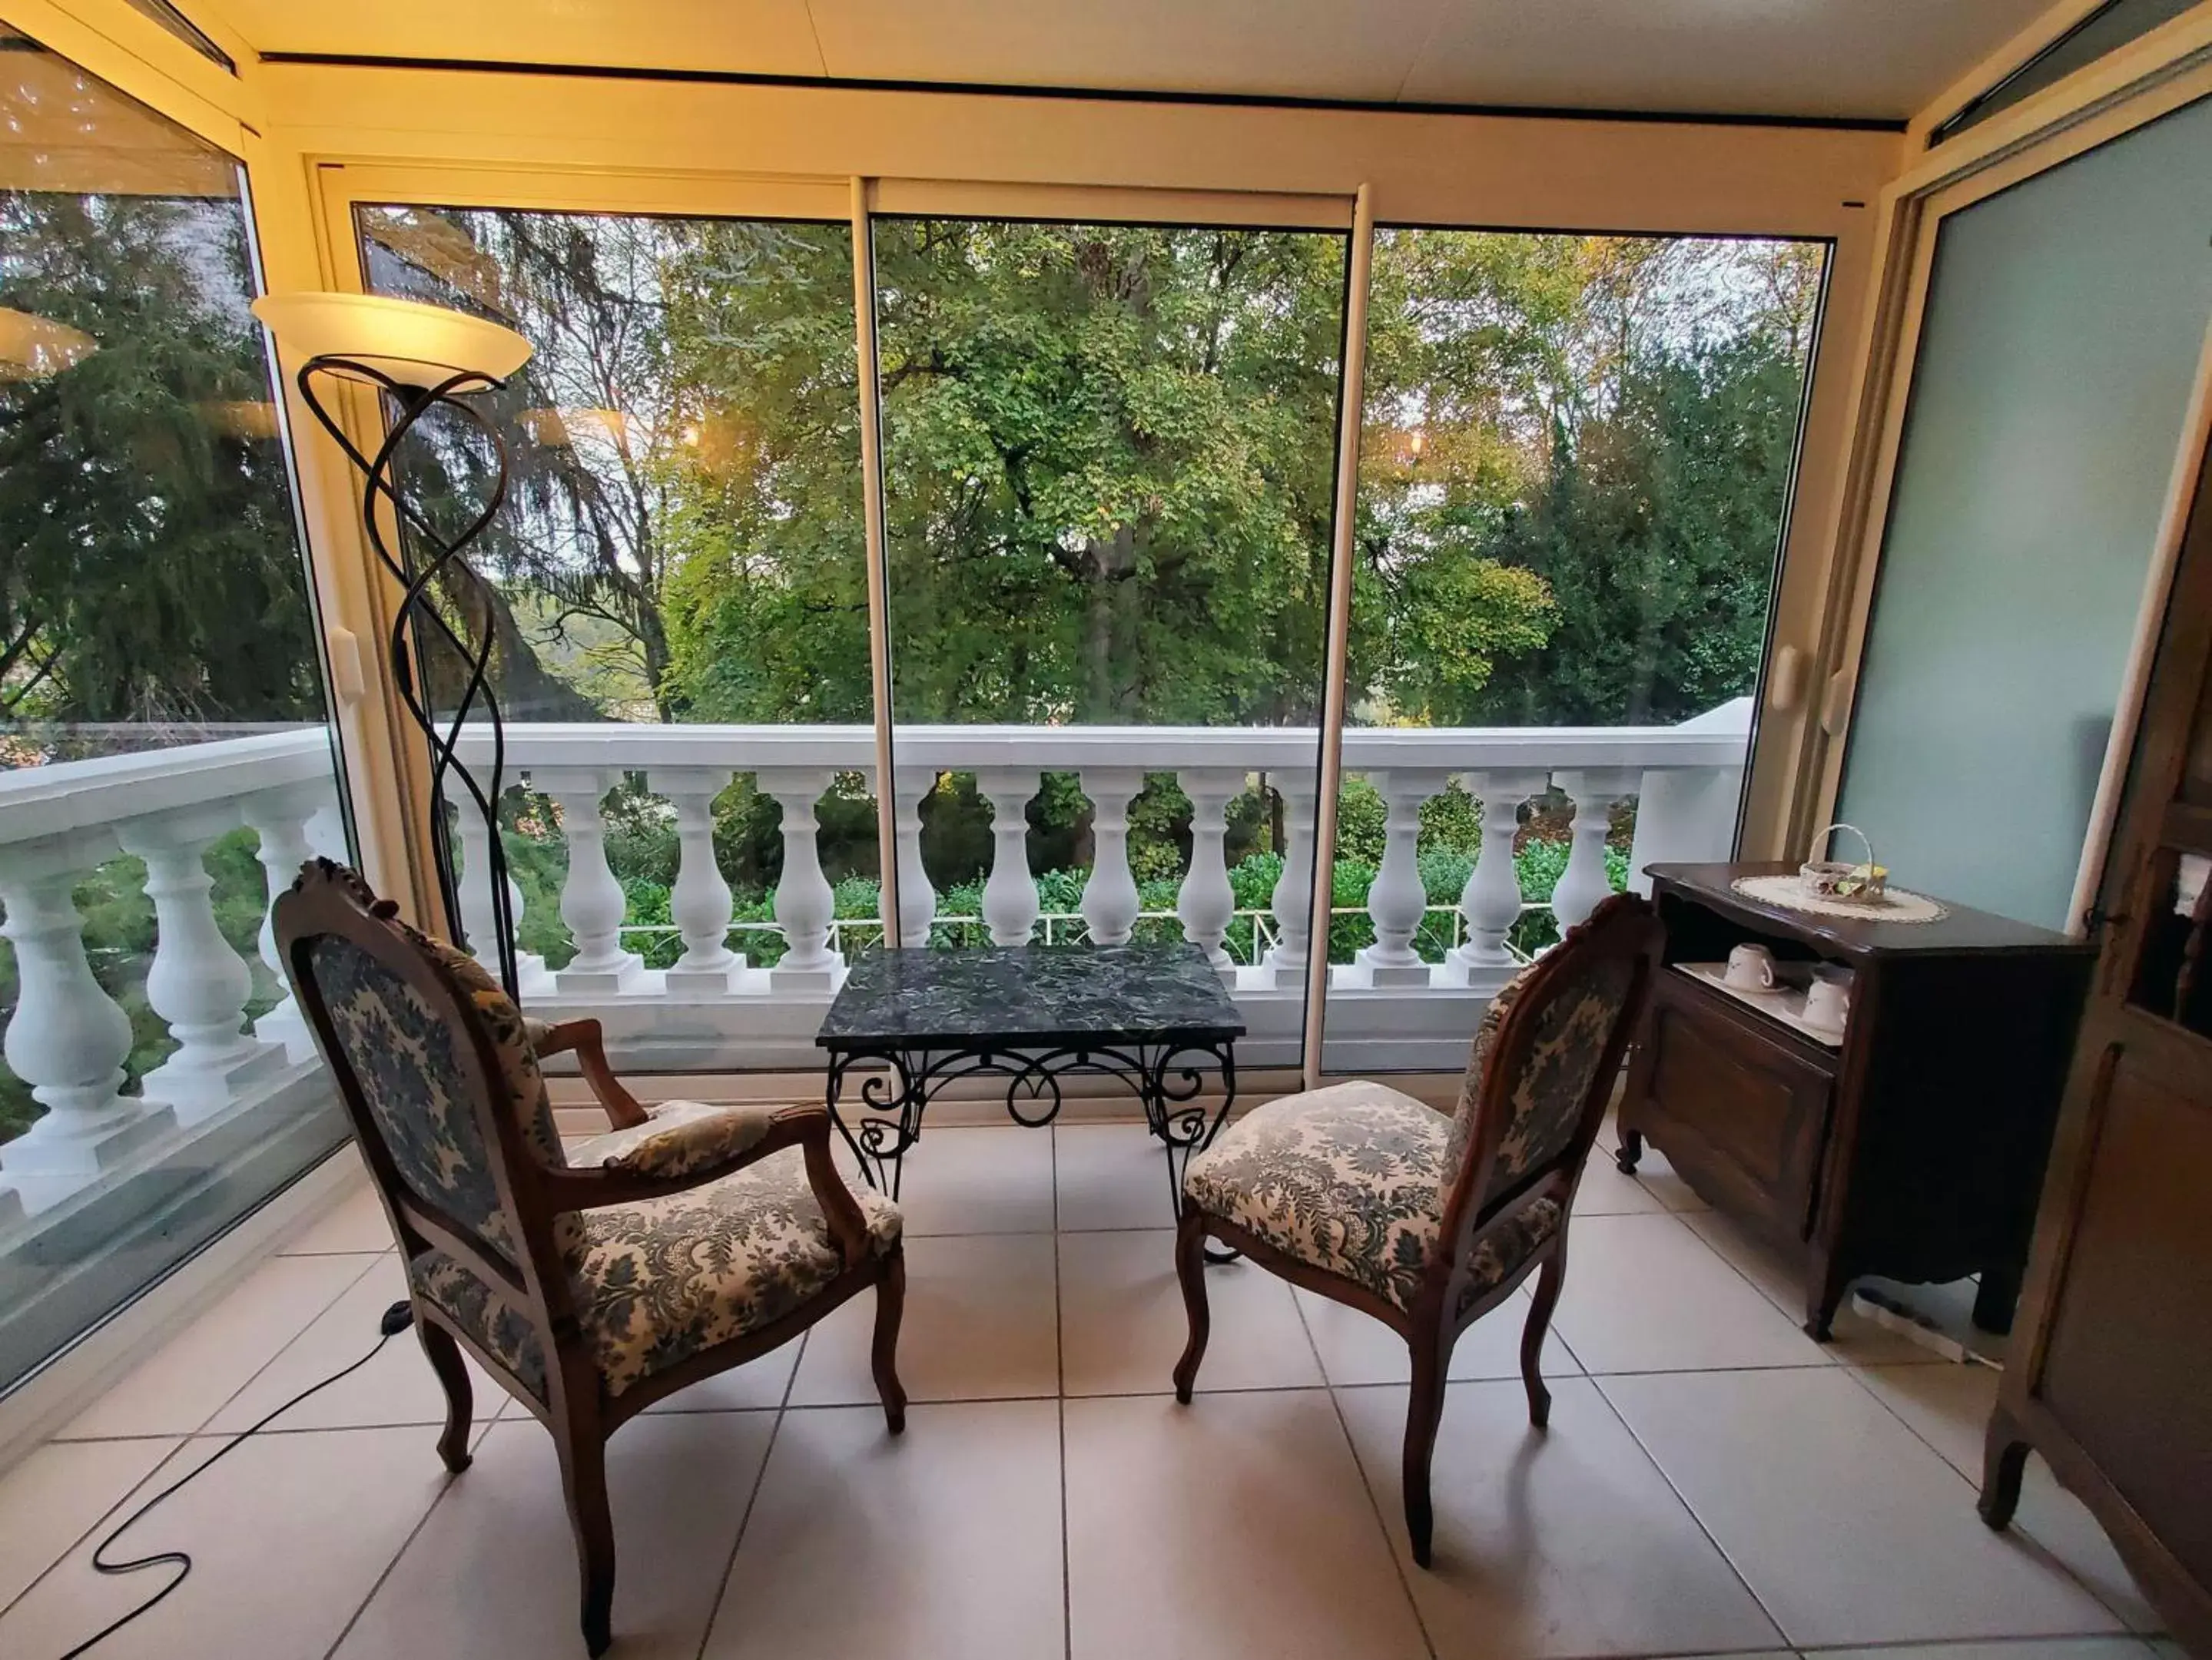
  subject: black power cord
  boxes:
[55,1300,417,1659]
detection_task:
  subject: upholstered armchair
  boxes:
[1173,893,1659,1566]
[274,862,907,1656]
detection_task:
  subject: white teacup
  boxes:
[1803,968,1852,1032]
[1723,943,1777,992]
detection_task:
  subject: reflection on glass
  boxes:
[0,27,347,1390]
[871,217,1346,1066]
[1325,230,1825,1071]
[357,207,880,1044]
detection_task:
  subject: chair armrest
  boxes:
[537,1105,875,1265]
[527,1017,649,1129]
[582,1101,780,1181]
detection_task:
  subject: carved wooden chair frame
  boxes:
[275,861,906,1655]
[1171,892,1660,1566]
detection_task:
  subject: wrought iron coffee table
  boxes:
[816,943,1245,1217]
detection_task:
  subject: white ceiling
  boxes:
[198,0,2060,122]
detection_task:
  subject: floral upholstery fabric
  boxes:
[559,1135,902,1397]
[396,925,565,1171]
[1439,959,1538,1187]
[309,936,526,1262]
[1182,1080,1555,1312]
[1471,953,1639,1212]
[572,1100,781,1181]
[409,1248,548,1402]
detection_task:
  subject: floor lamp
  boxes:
[253,292,534,996]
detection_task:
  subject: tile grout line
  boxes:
[1583,1370,1799,1649]
[1829,1362,2157,1636]
[1292,1269,1441,1659]
[693,1326,811,1660]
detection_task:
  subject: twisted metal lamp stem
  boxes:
[293,356,521,997]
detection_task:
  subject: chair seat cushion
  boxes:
[560,1138,901,1397]
[1182,1079,1559,1312]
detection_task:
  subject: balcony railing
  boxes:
[0,699,1747,1211]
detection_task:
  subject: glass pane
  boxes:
[1325,230,1826,1072]
[0,27,349,1390]
[873,217,1347,1069]
[1839,95,2212,932]
[1932,0,2198,143]
[357,205,875,1071]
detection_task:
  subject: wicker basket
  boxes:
[1800,823,1888,903]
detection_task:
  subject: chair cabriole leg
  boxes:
[1521,1244,1566,1429]
[416,1317,474,1473]
[1172,1207,1212,1403]
[873,1244,909,1435]
[1404,1333,1448,1568]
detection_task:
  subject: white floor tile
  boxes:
[1550,1212,1832,1374]
[1851,1363,2165,1632]
[1574,1154,1669,1215]
[1064,1388,1429,1660]
[56,1253,380,1440]
[702,1400,1064,1660]
[1680,1207,1950,1367]
[1298,1284,1582,1387]
[1058,1229,1322,1396]
[1338,1377,1785,1656]
[206,1257,508,1434]
[640,1342,800,1413]
[788,1231,1059,1405]
[1054,1121,1181,1231]
[0,1426,450,1660]
[1602,1367,2123,1645]
[0,1437,182,1615]
[335,1410,775,1660]
[847,1124,1056,1237]
[1607,1125,1710,1212]
[278,1167,395,1256]
[1814,1641,2162,1660]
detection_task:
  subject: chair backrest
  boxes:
[274,860,567,1280]
[1438,892,1662,1247]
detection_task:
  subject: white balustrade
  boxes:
[118,805,288,1122]
[654,767,743,991]
[1077,768,1143,946]
[1262,780,1318,991]
[0,831,176,1176]
[1550,768,1640,932]
[761,769,844,990]
[244,780,333,1061]
[1355,770,1450,987]
[1445,769,1550,985]
[537,768,643,994]
[977,767,1042,947]
[892,770,938,947]
[1176,768,1242,975]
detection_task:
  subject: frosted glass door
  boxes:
[1838,95,2212,931]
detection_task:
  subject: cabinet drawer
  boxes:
[1635,973,1836,1241]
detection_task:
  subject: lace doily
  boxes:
[1731,873,1950,923]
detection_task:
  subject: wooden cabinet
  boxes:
[1982,428,2212,1653]
[1620,864,2094,1339]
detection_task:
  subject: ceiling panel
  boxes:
[191,0,2059,123]
[201,0,828,76]
[1398,0,2059,120]
[808,0,1448,103]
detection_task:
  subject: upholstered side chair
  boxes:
[1173,892,1660,1566]
[274,861,907,1656]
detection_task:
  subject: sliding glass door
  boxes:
[0,26,353,1390]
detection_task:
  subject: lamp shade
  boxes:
[250,292,531,386]
[0,306,98,381]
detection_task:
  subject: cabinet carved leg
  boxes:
[1613,1125,1644,1175]
[1804,1250,1849,1342]
[1978,1402,2029,1530]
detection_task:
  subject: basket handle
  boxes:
[1810,822,1875,867]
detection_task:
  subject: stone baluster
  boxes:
[977,768,1042,947]
[118,806,286,1122]
[892,771,938,949]
[448,795,534,987]
[0,831,177,1180]
[1355,770,1449,987]
[1078,768,1144,946]
[1550,769,1640,933]
[244,781,333,1062]
[1262,780,1318,990]
[1176,769,1243,978]
[1444,770,1550,985]
[652,767,743,992]
[537,769,642,994]
[762,768,844,990]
